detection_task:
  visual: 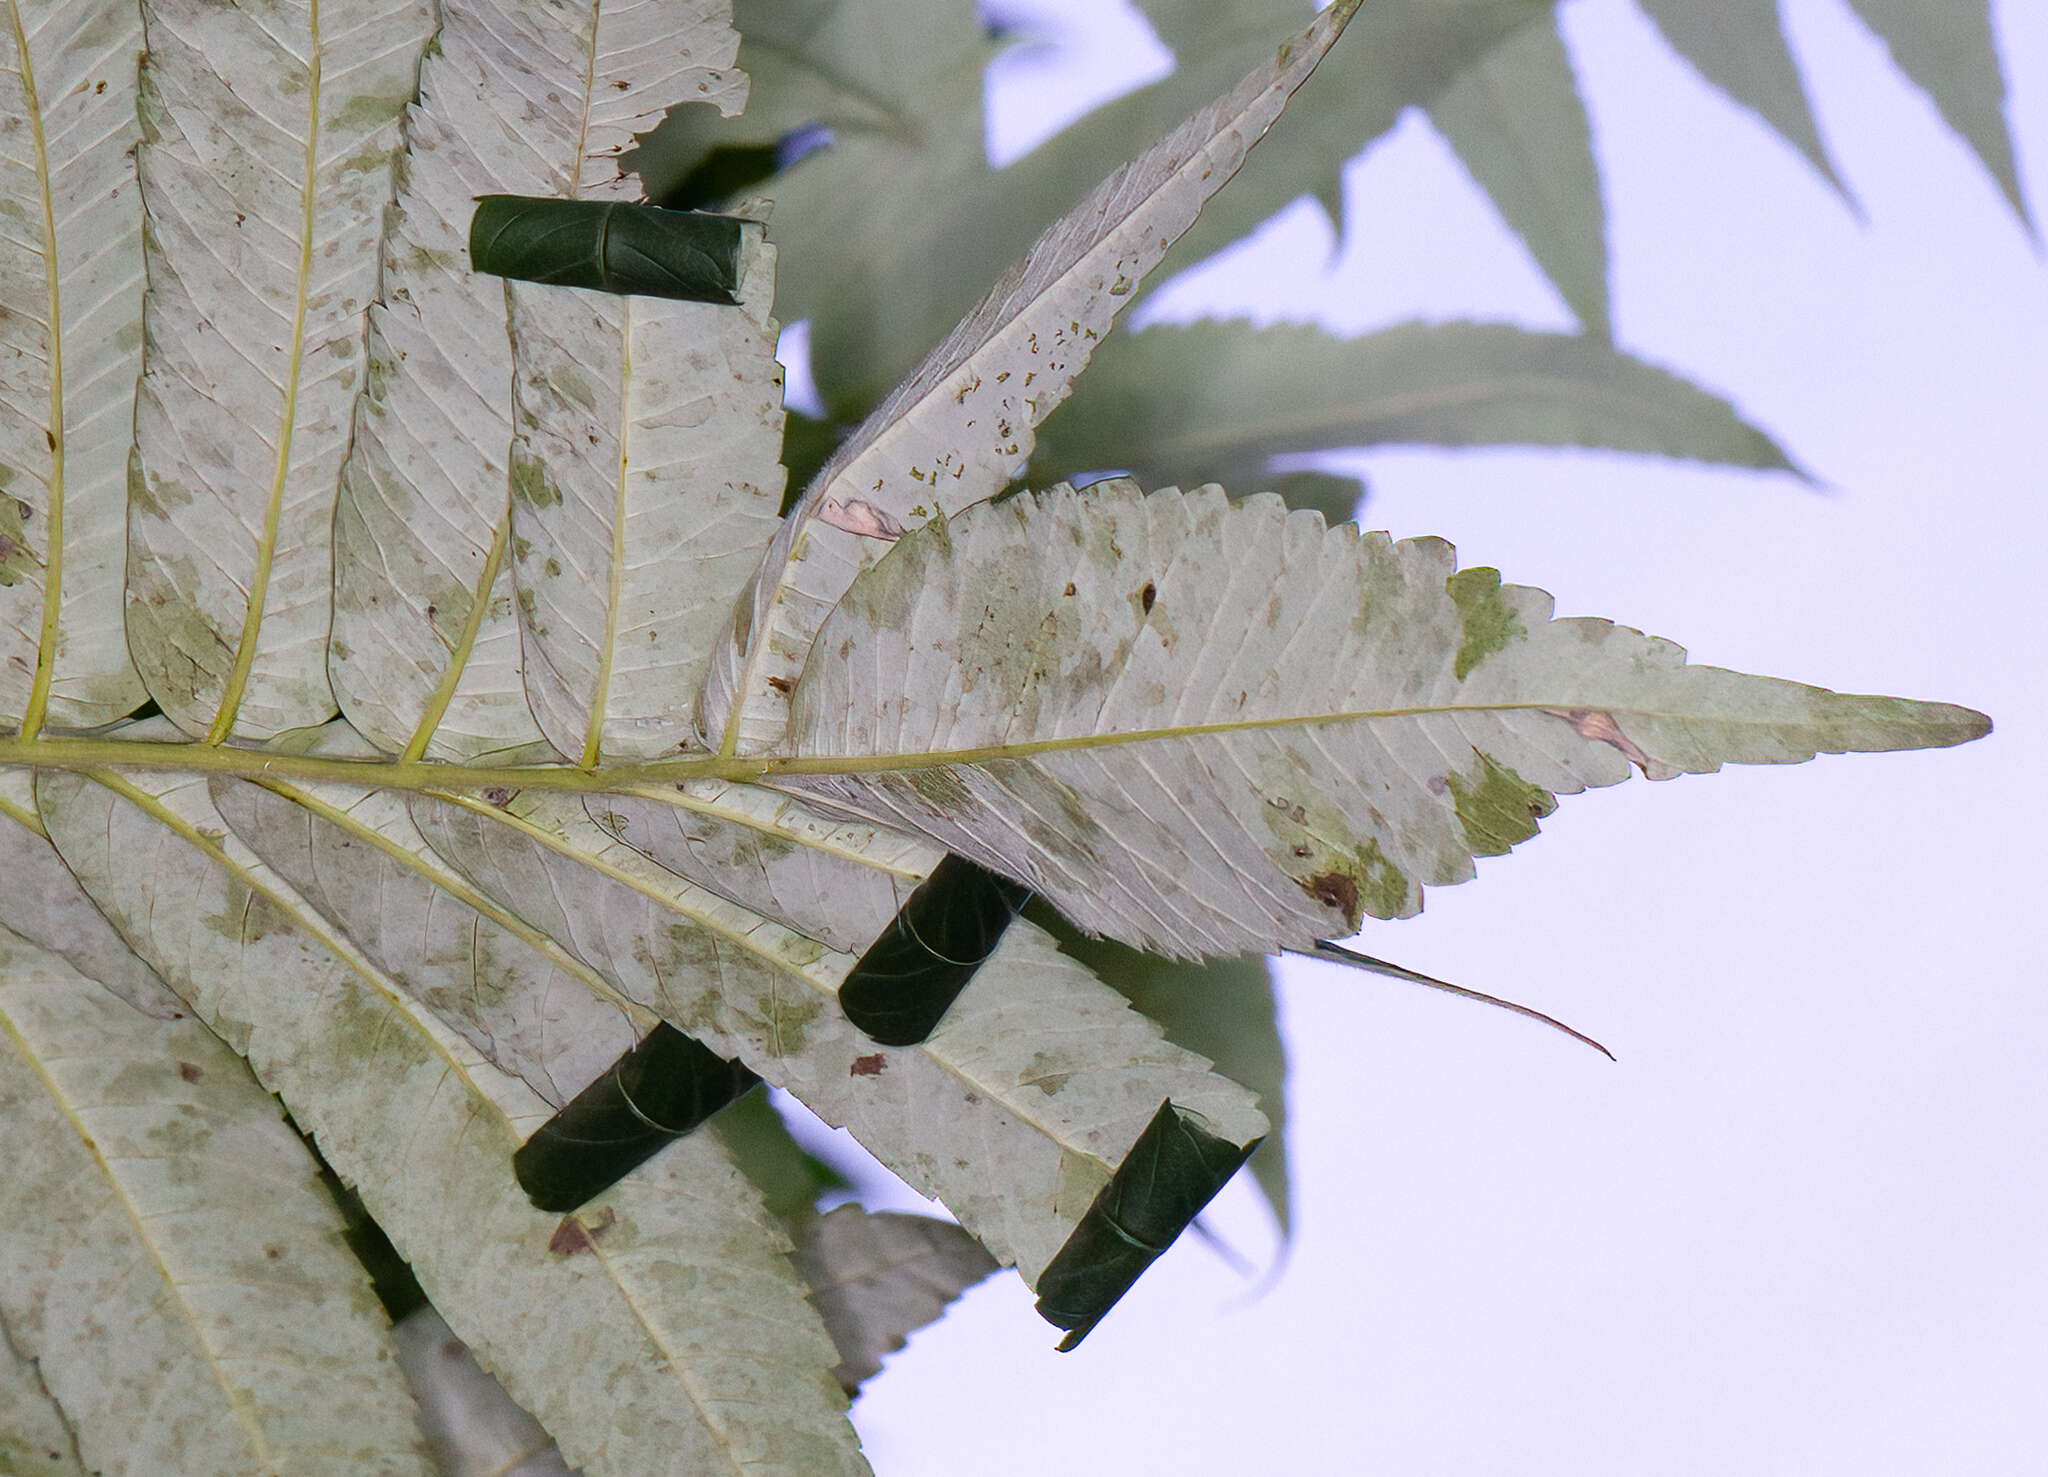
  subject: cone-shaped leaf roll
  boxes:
[1035,1100,1260,1350]
[469,196,747,302]
[515,1025,761,1212]
[838,855,1030,1046]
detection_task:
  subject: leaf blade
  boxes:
[783,481,1988,956]
[1843,0,2031,226]
[329,0,752,762]
[0,0,148,732]
[699,0,1364,755]
[37,758,869,1477]
[1638,0,1846,195]
[506,227,785,763]
[0,924,433,1475]
[124,0,435,740]
[407,785,1269,1283]
[1424,12,1608,336]
[792,1206,999,1394]
[1027,319,1805,492]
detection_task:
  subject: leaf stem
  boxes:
[0,735,765,793]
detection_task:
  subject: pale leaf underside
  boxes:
[0,0,148,732]
[329,0,753,763]
[0,0,2003,1460]
[125,0,436,741]
[783,481,1989,957]
[393,1308,573,1477]
[507,229,784,764]
[406,785,1269,1282]
[0,924,432,1475]
[588,779,943,954]
[698,0,1365,755]
[0,768,186,1018]
[35,756,867,1477]
[0,1313,87,1477]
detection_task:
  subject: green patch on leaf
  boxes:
[1350,837,1411,921]
[509,451,562,509]
[0,494,40,587]
[1446,753,1557,857]
[1446,566,1525,680]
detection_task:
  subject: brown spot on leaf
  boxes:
[766,675,792,695]
[1301,871,1358,919]
[547,1205,616,1256]
[479,786,513,807]
[1139,580,1156,614]
[850,1053,888,1077]
[177,1061,203,1082]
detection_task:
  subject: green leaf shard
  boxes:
[469,196,747,303]
[1035,1099,1261,1351]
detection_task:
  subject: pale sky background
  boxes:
[775,2,2046,1471]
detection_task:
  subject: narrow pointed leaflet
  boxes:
[0,0,147,733]
[778,480,1989,958]
[125,0,434,740]
[699,0,1364,754]
[328,0,758,761]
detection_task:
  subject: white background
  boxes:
[786,2,2046,1471]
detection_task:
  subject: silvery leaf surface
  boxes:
[698,0,1363,755]
[587,779,940,954]
[0,768,184,1018]
[779,480,1989,957]
[408,785,1270,1283]
[506,225,784,764]
[36,754,869,1477]
[0,0,147,732]
[0,921,432,1475]
[330,0,754,762]
[392,1308,574,1477]
[208,724,655,1108]
[124,0,435,740]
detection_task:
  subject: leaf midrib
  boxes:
[0,693,1982,795]
[206,2,322,744]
